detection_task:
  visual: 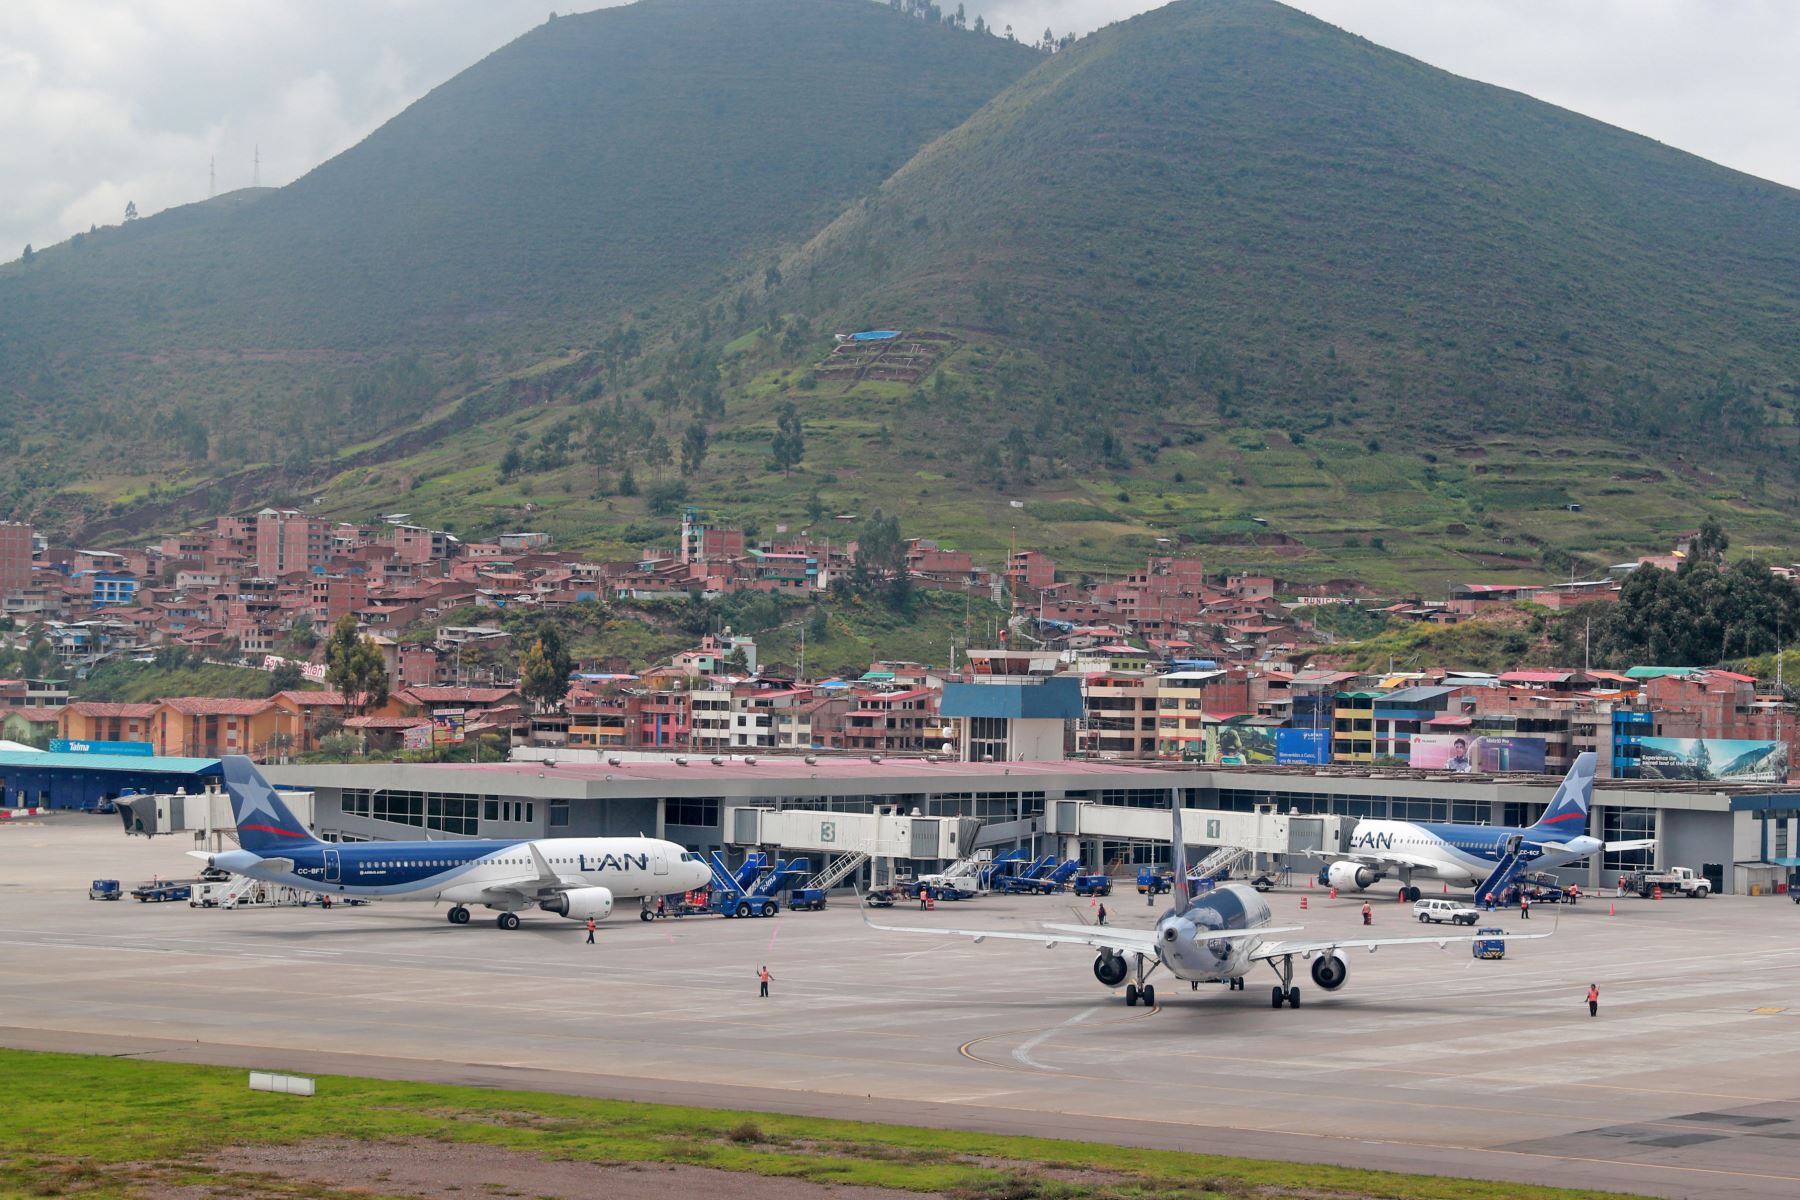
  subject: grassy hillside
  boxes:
[0,0,1037,522]
[6,0,1800,593]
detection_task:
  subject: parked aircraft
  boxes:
[866,792,1544,1009]
[191,756,711,928]
[1317,752,1654,901]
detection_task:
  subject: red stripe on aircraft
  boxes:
[239,823,308,838]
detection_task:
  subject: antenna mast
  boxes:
[209,156,215,198]
[253,145,260,188]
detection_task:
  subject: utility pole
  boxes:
[208,156,215,199]
[253,145,260,188]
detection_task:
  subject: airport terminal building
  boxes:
[255,756,1800,895]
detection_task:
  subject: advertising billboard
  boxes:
[1208,723,1277,765]
[48,739,154,757]
[1411,734,1547,774]
[429,709,466,746]
[1275,728,1331,765]
[1634,737,1787,784]
[401,725,434,752]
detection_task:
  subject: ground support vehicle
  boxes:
[1414,897,1480,926]
[1472,928,1507,959]
[1619,866,1711,898]
[1136,868,1173,895]
[1072,874,1113,897]
[131,880,193,902]
[88,879,121,901]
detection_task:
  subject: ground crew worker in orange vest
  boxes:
[1520,893,1531,920]
[1587,982,1599,1017]
[758,965,772,998]
[919,886,929,910]
[585,917,596,944]
[1361,900,1372,926]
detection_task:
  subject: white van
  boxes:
[1413,897,1479,926]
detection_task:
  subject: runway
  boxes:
[5,814,1800,1198]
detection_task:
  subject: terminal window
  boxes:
[1602,807,1655,871]
[668,797,720,827]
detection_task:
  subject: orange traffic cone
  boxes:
[1654,885,1662,901]
[1329,885,1338,900]
[1609,902,1616,916]
[1443,882,1449,894]
[1300,895,1309,910]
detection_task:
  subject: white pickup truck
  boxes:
[1619,866,1711,898]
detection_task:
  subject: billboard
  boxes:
[1634,737,1788,784]
[1411,734,1547,774]
[48,739,154,757]
[401,725,434,752]
[1208,723,1277,765]
[429,709,466,746]
[1275,728,1331,765]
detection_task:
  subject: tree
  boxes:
[124,200,138,222]
[284,614,318,654]
[855,509,905,584]
[644,434,672,475]
[722,646,750,675]
[267,660,306,693]
[324,614,389,714]
[1689,517,1729,567]
[680,420,709,475]
[20,244,31,261]
[499,446,524,480]
[519,638,569,712]
[805,488,826,524]
[771,401,805,473]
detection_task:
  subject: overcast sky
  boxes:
[4,1,1797,259]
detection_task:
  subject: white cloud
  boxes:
[2,1,1795,260]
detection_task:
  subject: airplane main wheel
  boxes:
[1141,985,1155,1007]
[1406,886,1422,902]
[640,909,653,922]
[1287,987,1301,1009]
[449,906,470,924]
[1125,984,1139,1007]
[497,912,521,930]
[1271,986,1285,1009]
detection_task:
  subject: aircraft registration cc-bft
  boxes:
[192,756,712,929]
[867,789,1551,1011]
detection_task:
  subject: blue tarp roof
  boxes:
[850,330,900,341]
[0,751,222,774]
[939,677,1083,720]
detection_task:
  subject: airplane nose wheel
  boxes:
[496,912,521,930]
[447,906,470,925]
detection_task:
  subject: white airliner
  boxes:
[1317,752,1656,901]
[867,792,1546,1009]
[191,756,711,929]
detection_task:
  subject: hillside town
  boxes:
[1,509,1790,782]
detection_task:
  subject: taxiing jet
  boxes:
[866,792,1543,1010]
[190,756,711,929]
[1317,752,1654,901]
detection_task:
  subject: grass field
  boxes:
[0,1049,1650,1200]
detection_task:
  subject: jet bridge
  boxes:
[1043,799,1353,862]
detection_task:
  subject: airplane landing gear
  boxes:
[447,906,470,925]
[1266,956,1301,1008]
[496,911,521,930]
[1123,956,1160,1006]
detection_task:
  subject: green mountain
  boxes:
[5,0,1800,591]
[0,0,1036,515]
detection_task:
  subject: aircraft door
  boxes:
[653,847,669,876]
[323,849,341,884]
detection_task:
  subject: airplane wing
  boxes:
[864,912,1164,956]
[477,843,585,902]
[1604,838,1657,852]
[1251,928,1552,962]
[1324,849,1447,873]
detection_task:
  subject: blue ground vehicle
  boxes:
[1072,874,1113,897]
[1473,928,1507,959]
[88,879,121,901]
[1136,867,1173,895]
[132,880,192,902]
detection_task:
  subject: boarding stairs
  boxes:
[1474,835,1531,906]
[1188,844,1253,885]
[805,851,870,892]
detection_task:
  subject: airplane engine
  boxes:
[1093,951,1129,987]
[1310,953,1348,991]
[1327,861,1378,892]
[540,887,614,921]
